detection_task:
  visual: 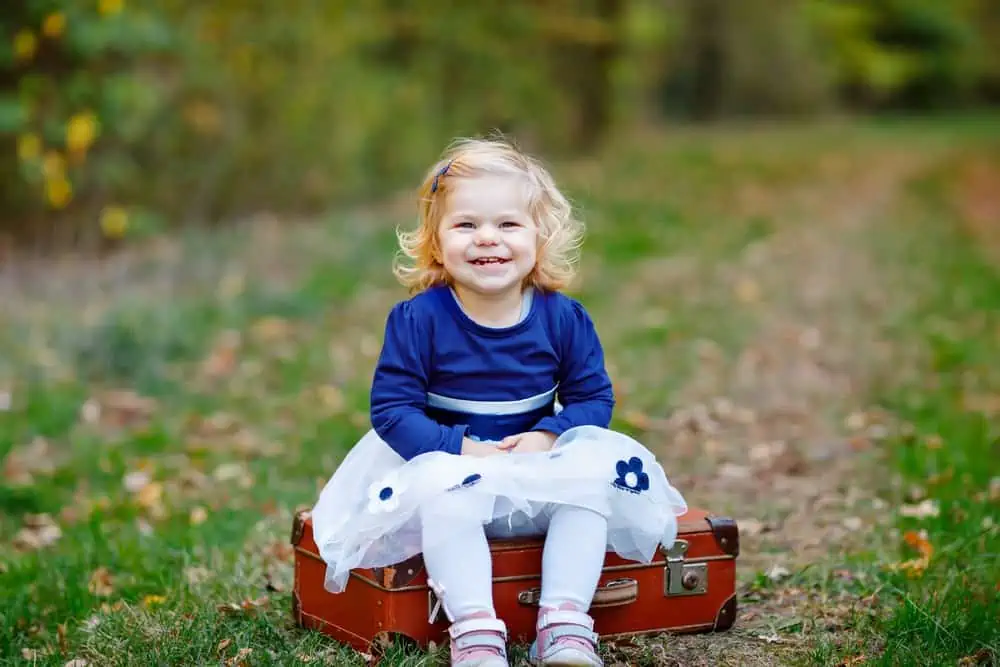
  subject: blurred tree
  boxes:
[0,0,996,251]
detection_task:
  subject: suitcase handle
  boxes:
[517,578,638,608]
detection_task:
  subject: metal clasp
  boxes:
[662,539,708,597]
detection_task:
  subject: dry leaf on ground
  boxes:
[217,595,270,615]
[87,567,114,597]
[13,514,62,551]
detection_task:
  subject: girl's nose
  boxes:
[474,225,498,244]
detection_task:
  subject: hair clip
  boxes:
[430,160,453,193]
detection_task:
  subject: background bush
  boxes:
[1,0,997,249]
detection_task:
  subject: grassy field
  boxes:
[1,116,998,666]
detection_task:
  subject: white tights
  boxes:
[420,495,609,622]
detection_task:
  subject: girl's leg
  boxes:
[420,493,496,620]
[532,504,608,667]
[539,504,607,609]
[420,491,509,666]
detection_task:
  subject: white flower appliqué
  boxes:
[367,471,406,514]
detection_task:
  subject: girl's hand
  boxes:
[461,437,504,457]
[498,430,557,454]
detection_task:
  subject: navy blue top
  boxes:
[369,285,615,461]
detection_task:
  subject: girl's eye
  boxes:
[455,222,475,229]
[500,221,520,229]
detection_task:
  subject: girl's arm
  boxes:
[369,302,470,461]
[531,300,615,436]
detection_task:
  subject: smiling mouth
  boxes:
[469,258,511,265]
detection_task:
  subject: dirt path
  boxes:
[604,151,935,666]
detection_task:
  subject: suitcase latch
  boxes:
[663,539,708,597]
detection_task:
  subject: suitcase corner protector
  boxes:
[713,593,737,631]
[706,516,740,557]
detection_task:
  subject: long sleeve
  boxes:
[532,299,615,436]
[369,302,467,460]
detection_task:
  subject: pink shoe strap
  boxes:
[537,608,595,631]
[449,616,507,639]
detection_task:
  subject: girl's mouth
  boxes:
[469,257,511,265]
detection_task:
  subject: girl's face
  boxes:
[437,174,538,299]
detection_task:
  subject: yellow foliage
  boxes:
[45,177,73,210]
[183,101,223,135]
[98,0,125,17]
[17,134,41,162]
[66,112,100,155]
[100,206,129,239]
[13,30,38,63]
[42,151,66,178]
[42,13,67,39]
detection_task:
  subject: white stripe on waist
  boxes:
[426,386,557,415]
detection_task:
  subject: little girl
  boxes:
[311,138,687,667]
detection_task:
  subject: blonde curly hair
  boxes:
[393,137,584,294]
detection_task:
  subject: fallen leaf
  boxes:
[958,648,994,665]
[217,638,233,654]
[22,648,51,660]
[123,470,151,493]
[13,514,62,551]
[201,330,241,379]
[87,567,114,597]
[924,434,943,450]
[842,516,863,531]
[189,506,208,525]
[903,530,934,559]
[889,529,934,577]
[217,596,270,615]
[837,655,867,667]
[844,412,867,431]
[80,399,101,424]
[225,647,253,667]
[264,567,286,593]
[82,390,157,429]
[213,462,247,482]
[184,566,210,586]
[719,463,751,479]
[766,564,791,582]
[136,482,163,509]
[4,437,56,486]
[142,595,166,607]
[900,499,939,519]
[136,518,154,536]
[64,659,90,667]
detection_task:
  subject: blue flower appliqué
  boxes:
[367,471,405,513]
[613,457,650,494]
[446,473,483,492]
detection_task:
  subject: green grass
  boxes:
[819,158,1000,666]
[2,116,999,666]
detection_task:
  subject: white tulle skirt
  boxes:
[311,425,688,594]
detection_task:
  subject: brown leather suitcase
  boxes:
[291,507,738,653]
